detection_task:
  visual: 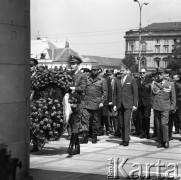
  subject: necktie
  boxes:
[121,78,124,86]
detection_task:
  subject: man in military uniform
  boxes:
[84,65,108,143]
[151,69,176,148]
[175,69,181,136]
[137,68,152,139]
[67,55,87,155]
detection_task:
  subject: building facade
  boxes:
[124,22,181,71]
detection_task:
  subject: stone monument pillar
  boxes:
[0,0,32,179]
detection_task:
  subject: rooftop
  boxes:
[83,55,123,68]
[143,22,181,31]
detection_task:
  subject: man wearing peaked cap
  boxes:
[67,53,88,155]
[151,67,176,148]
[68,54,82,64]
[174,68,181,136]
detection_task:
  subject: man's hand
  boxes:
[70,87,75,93]
[170,110,176,114]
[70,87,75,90]
[113,106,117,111]
[99,103,104,108]
[109,102,113,105]
[132,106,137,111]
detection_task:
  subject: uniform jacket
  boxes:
[73,71,87,93]
[151,80,176,111]
[175,80,181,108]
[84,75,108,110]
[114,75,138,109]
[138,77,152,107]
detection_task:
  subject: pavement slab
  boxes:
[30,133,181,180]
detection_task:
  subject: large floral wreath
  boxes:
[30,66,75,148]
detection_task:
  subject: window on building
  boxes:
[142,43,147,52]
[163,46,169,53]
[155,39,160,44]
[155,46,160,53]
[129,41,134,52]
[164,39,168,44]
[141,57,146,68]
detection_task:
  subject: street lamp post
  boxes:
[133,0,148,72]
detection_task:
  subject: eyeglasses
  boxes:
[140,72,146,74]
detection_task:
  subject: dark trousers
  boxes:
[80,108,90,132]
[176,107,181,132]
[154,110,169,143]
[138,105,151,136]
[101,106,110,132]
[169,112,178,137]
[118,104,132,142]
[132,110,140,133]
[88,109,101,137]
[101,115,109,132]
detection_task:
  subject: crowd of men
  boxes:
[67,54,181,156]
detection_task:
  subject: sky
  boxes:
[31,0,181,59]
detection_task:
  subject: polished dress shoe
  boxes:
[157,143,163,148]
[152,133,157,138]
[119,141,129,146]
[169,137,173,141]
[132,131,140,136]
[146,134,150,139]
[140,134,145,139]
[163,142,169,148]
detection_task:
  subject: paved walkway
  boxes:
[30,133,181,180]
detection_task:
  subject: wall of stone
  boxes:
[0,0,31,179]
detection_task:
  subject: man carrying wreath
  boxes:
[67,55,87,155]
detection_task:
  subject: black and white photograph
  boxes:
[0,0,181,179]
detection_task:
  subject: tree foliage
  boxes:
[167,41,181,71]
[122,54,138,73]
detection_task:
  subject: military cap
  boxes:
[106,69,114,75]
[68,55,82,64]
[30,58,38,66]
[177,69,181,75]
[91,65,99,70]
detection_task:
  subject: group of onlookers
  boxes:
[30,56,181,154]
[67,54,181,156]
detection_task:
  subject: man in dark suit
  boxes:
[151,69,176,148]
[114,67,138,146]
[138,68,152,139]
